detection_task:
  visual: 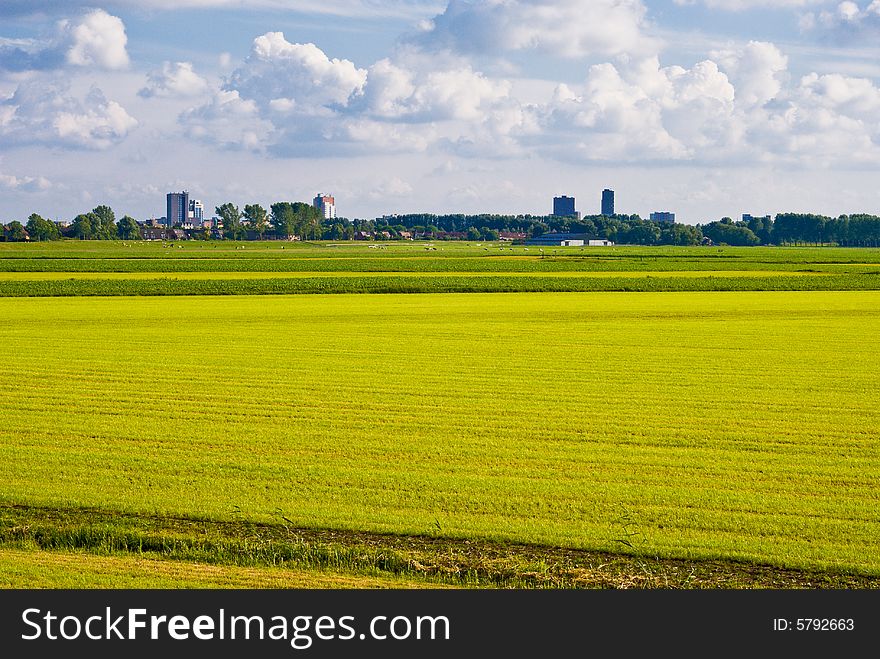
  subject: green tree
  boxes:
[117,215,140,240]
[270,202,296,239]
[243,203,269,239]
[72,212,99,239]
[701,221,760,246]
[216,203,244,240]
[270,201,321,240]
[25,213,61,241]
[662,223,702,246]
[466,226,482,241]
[4,220,28,242]
[480,227,500,241]
[92,205,117,240]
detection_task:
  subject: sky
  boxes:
[2,1,880,224]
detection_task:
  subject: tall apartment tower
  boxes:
[189,199,204,223]
[552,196,576,217]
[313,194,337,219]
[166,191,189,227]
[601,189,615,216]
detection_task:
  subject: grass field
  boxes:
[1,241,879,297]
[1,281,878,587]
[0,549,441,589]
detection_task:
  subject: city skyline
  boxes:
[2,2,880,223]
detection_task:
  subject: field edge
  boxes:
[2,505,878,590]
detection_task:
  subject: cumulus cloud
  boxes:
[0,79,137,149]
[0,171,52,192]
[139,62,211,98]
[230,33,367,111]
[674,0,825,8]
[355,56,510,122]
[176,27,880,167]
[534,57,738,162]
[367,176,414,199]
[180,89,274,150]
[414,0,654,58]
[61,9,129,69]
[712,41,788,107]
[798,70,880,118]
[182,32,510,155]
[801,1,880,35]
[0,9,129,72]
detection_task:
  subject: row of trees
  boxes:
[214,202,323,241]
[2,207,141,242]
[6,205,880,246]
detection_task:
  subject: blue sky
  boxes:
[2,0,880,223]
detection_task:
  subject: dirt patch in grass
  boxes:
[1,504,877,589]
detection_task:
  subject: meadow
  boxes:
[0,241,878,298]
[0,254,878,588]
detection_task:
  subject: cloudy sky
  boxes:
[2,0,880,223]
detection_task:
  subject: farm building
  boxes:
[526,233,614,247]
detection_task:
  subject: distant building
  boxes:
[650,212,675,224]
[139,225,169,241]
[313,193,337,219]
[189,199,204,223]
[527,232,614,247]
[552,196,577,217]
[742,214,771,224]
[601,189,615,216]
[166,191,189,227]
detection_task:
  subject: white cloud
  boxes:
[801,1,880,35]
[674,0,826,9]
[62,9,129,70]
[0,79,137,149]
[534,57,740,163]
[230,32,367,111]
[415,0,654,58]
[139,62,211,98]
[0,9,129,72]
[712,41,788,107]
[367,176,413,199]
[184,33,510,155]
[356,57,510,121]
[0,171,52,192]
[180,89,274,151]
[798,70,880,117]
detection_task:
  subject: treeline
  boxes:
[5,205,880,246]
[2,207,143,242]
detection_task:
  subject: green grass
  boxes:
[0,548,443,589]
[1,291,878,579]
[0,273,875,296]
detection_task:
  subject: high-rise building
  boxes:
[313,194,337,219]
[601,189,615,216]
[650,212,675,224]
[189,199,204,223]
[166,191,189,227]
[552,196,576,217]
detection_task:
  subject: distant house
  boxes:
[139,226,169,241]
[526,233,614,247]
[499,232,527,241]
